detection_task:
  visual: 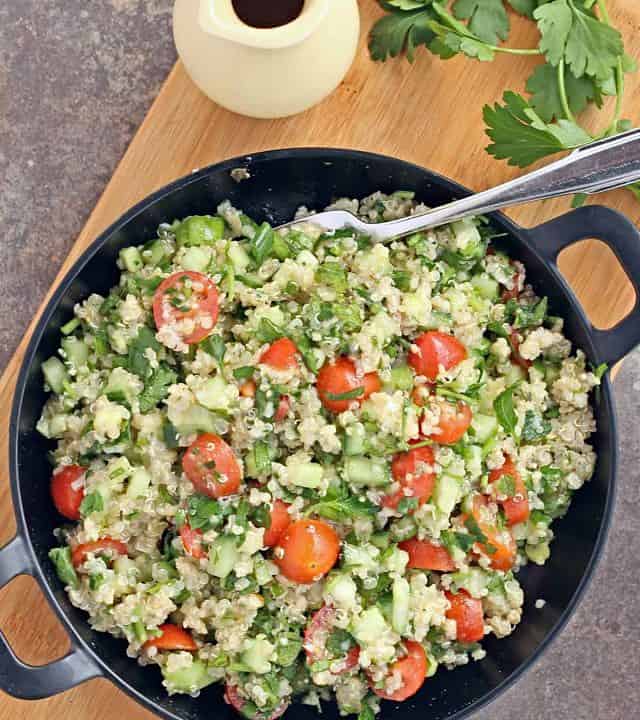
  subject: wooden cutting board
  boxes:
[1,2,639,719]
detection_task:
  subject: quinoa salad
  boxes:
[40,192,601,720]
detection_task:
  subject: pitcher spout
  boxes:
[198,0,330,49]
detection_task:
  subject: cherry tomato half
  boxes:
[408,332,467,381]
[153,271,219,345]
[428,400,472,445]
[180,524,207,559]
[371,640,428,702]
[144,623,197,651]
[274,395,291,422]
[489,455,530,526]
[445,590,484,643]
[399,538,456,572]
[262,499,291,548]
[51,465,86,521]
[304,605,360,673]
[275,519,340,584]
[260,337,299,371]
[466,495,517,572]
[316,357,381,413]
[382,446,436,510]
[182,434,242,499]
[71,538,128,568]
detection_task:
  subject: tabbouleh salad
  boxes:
[40,191,600,719]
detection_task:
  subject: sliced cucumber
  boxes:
[271,234,291,261]
[344,456,389,487]
[163,660,212,693]
[343,424,366,456]
[120,246,143,273]
[143,239,167,266]
[470,413,499,444]
[242,638,275,675]
[433,474,460,517]
[391,577,410,635]
[181,246,212,272]
[42,356,69,393]
[288,461,324,489]
[61,337,89,370]
[176,215,225,247]
[208,536,239,579]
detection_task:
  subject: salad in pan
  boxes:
[41,192,600,719]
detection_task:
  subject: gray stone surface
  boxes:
[0,2,638,719]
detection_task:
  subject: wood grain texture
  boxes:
[1,2,639,718]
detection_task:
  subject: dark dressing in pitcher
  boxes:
[232,0,305,29]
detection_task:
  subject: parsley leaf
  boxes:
[484,91,592,167]
[526,62,597,122]
[453,0,509,45]
[507,0,536,18]
[256,318,286,343]
[122,326,161,379]
[49,547,79,589]
[139,364,177,413]
[493,383,519,436]
[201,334,226,364]
[513,297,548,329]
[521,410,552,442]
[441,529,476,554]
[79,490,103,518]
[369,5,436,62]
[428,2,496,61]
[534,0,624,80]
[306,485,377,522]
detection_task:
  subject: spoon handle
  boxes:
[373,128,640,240]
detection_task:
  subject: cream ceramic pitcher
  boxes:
[173,0,360,119]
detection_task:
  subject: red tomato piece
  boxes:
[182,434,242,499]
[445,590,484,643]
[316,357,381,413]
[399,538,456,571]
[371,640,428,702]
[51,465,86,521]
[152,270,219,345]
[489,455,530,526]
[71,538,128,567]
[274,519,340,584]
[408,332,467,381]
[382,446,436,510]
[509,330,532,372]
[501,265,524,302]
[144,623,197,651]
[179,524,207,559]
[260,337,299,371]
[262,499,291,548]
[239,379,257,398]
[224,685,288,720]
[428,400,472,445]
[467,495,517,572]
[274,395,291,422]
[304,605,360,673]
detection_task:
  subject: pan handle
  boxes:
[526,205,640,367]
[0,535,101,699]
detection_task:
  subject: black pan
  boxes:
[2,149,640,719]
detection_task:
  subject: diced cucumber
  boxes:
[288,461,324,489]
[450,567,490,598]
[61,337,89,370]
[254,305,285,328]
[342,544,378,572]
[471,273,499,300]
[193,375,233,411]
[272,234,291,261]
[94,399,129,441]
[143,239,167,266]
[113,556,137,578]
[352,607,391,647]
[391,577,410,635]
[61,317,80,335]
[470,413,499,444]
[464,444,483,477]
[343,424,366,456]
[171,404,218,436]
[163,660,212,693]
[389,365,414,391]
[254,557,273,587]
[324,573,358,609]
[120,246,144,273]
[344,456,389,487]
[505,363,526,385]
[526,541,550,565]
[228,241,252,273]
[242,638,275,675]
[176,215,225,247]
[383,546,409,574]
[208,536,239,578]
[181,246,212,272]
[105,367,141,405]
[433,474,460,517]
[127,467,151,498]
[42,356,69,393]
[402,292,431,325]
[108,327,129,355]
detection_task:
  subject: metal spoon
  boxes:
[278,128,640,241]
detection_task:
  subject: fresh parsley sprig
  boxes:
[370,0,640,203]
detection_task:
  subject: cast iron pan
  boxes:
[2,149,640,718]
